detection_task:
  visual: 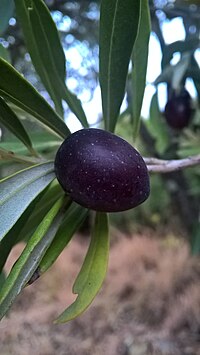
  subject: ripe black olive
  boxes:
[164,89,192,129]
[54,128,150,212]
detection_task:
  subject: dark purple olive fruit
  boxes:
[54,128,150,212]
[164,89,192,129]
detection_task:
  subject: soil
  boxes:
[0,229,200,355]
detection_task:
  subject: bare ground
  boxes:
[0,229,200,355]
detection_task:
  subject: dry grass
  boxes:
[0,230,200,355]
[106,235,200,333]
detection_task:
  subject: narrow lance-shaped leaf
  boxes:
[15,0,88,127]
[132,0,150,140]
[29,0,88,127]
[0,182,64,274]
[0,196,69,320]
[28,0,64,115]
[15,0,63,116]
[39,203,88,275]
[99,0,141,132]
[0,189,46,274]
[55,212,109,323]
[0,161,55,241]
[0,58,70,138]
[0,272,6,289]
[32,0,66,83]
[155,53,191,89]
[17,181,64,243]
[172,52,191,91]
[0,96,36,155]
[162,38,199,69]
[187,56,200,104]
[146,91,169,155]
[0,132,62,156]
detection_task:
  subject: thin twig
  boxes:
[145,154,200,173]
[0,148,44,165]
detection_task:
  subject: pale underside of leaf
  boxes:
[0,196,68,320]
[0,162,55,241]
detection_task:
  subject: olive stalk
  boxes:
[146,154,200,173]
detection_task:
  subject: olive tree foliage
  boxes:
[0,0,199,323]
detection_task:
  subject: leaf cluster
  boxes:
[0,0,149,322]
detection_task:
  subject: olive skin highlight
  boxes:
[54,128,150,212]
[164,89,192,129]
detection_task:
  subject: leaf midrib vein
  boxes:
[107,0,119,131]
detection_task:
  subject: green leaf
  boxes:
[0,182,64,274]
[0,161,55,241]
[162,38,199,69]
[99,0,141,132]
[0,0,14,35]
[0,97,35,155]
[0,196,68,320]
[15,0,88,127]
[146,92,169,155]
[55,212,109,323]
[0,44,11,62]
[17,181,64,243]
[155,53,191,90]
[39,203,88,274]
[132,0,150,140]
[0,57,70,138]
[62,88,89,129]
[31,0,66,83]
[178,129,200,158]
[0,189,45,273]
[28,1,88,127]
[0,272,6,289]
[0,132,62,156]
[191,222,200,255]
[189,56,200,104]
[171,52,191,91]
[28,0,64,115]
[15,0,63,115]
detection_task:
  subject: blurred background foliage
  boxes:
[0,0,199,251]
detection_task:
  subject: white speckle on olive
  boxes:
[54,128,150,212]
